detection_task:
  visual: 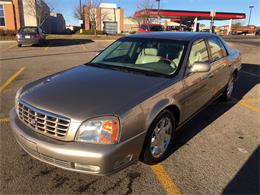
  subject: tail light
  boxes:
[16,34,21,40]
[35,34,41,40]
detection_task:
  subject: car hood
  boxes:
[20,65,168,121]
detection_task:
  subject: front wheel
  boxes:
[140,110,176,165]
[17,44,22,47]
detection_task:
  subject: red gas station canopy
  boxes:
[134,9,246,21]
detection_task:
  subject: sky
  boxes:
[50,0,260,26]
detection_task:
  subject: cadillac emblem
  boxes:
[28,118,36,126]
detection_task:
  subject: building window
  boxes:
[0,5,5,26]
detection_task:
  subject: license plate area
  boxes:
[25,35,31,39]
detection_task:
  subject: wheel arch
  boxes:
[145,99,182,131]
[139,102,182,163]
[164,105,180,127]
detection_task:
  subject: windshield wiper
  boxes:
[86,63,131,73]
[86,63,169,78]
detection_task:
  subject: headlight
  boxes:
[75,116,120,144]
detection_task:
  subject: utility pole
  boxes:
[79,0,83,33]
[11,0,17,31]
[248,5,254,26]
[80,0,82,19]
[156,0,160,24]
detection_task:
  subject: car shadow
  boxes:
[34,39,94,47]
[234,63,260,100]
[222,146,259,195]
[161,63,259,193]
[169,63,259,153]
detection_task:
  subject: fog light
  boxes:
[113,154,133,170]
[74,163,100,172]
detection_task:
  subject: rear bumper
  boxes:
[17,39,41,45]
[10,108,146,175]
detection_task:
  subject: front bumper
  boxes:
[10,108,146,175]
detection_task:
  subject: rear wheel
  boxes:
[140,110,176,164]
[221,73,235,101]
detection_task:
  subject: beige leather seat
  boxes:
[135,48,161,64]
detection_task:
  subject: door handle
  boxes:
[208,73,214,78]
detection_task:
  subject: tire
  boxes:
[17,44,22,47]
[41,39,46,46]
[221,73,235,101]
[140,110,176,165]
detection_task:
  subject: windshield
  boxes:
[90,38,187,76]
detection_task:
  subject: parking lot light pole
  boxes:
[156,0,160,24]
[248,5,254,26]
[210,9,216,33]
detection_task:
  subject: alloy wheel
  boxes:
[150,116,173,158]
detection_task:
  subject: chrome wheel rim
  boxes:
[150,116,172,158]
[227,78,234,98]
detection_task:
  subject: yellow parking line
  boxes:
[44,46,49,51]
[0,67,26,93]
[239,100,260,113]
[231,97,260,113]
[2,43,16,52]
[80,42,87,51]
[151,164,181,195]
[7,44,16,49]
[0,118,10,123]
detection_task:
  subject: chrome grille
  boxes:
[17,101,70,138]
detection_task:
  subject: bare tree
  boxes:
[74,0,120,35]
[73,0,101,34]
[73,4,83,20]
[83,0,102,35]
[25,0,53,27]
[136,0,155,25]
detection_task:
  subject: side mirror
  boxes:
[190,62,211,73]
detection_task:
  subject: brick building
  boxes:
[0,0,65,34]
[84,3,124,34]
[0,0,21,31]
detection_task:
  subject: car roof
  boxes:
[126,32,218,41]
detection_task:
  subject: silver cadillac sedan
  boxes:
[10,32,241,175]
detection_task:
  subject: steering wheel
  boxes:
[159,58,172,65]
[159,58,178,70]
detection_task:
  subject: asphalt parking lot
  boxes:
[0,38,259,194]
